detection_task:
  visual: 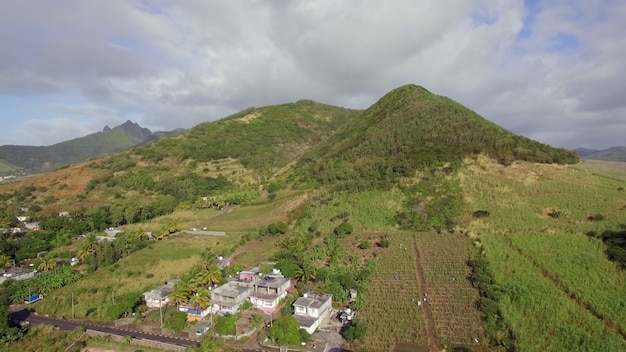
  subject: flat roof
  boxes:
[255,276,290,289]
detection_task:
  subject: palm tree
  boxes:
[203,263,223,286]
[79,233,100,258]
[189,287,210,321]
[300,260,317,283]
[37,256,57,272]
[170,284,191,309]
[0,255,13,268]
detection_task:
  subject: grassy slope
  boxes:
[35,234,228,320]
[0,159,16,173]
[460,156,626,351]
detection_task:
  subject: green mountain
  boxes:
[0,120,177,172]
[576,146,626,162]
[132,100,360,176]
[293,84,579,189]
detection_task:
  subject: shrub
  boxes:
[587,214,605,221]
[344,320,367,341]
[333,222,353,238]
[472,210,490,218]
[358,241,371,250]
[165,311,187,332]
[379,238,390,248]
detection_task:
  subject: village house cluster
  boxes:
[143,264,335,334]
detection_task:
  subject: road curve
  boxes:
[9,309,198,348]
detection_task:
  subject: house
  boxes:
[0,267,36,284]
[16,216,29,223]
[178,303,212,322]
[249,274,291,313]
[143,280,180,308]
[210,281,253,315]
[105,227,124,237]
[20,207,29,212]
[24,222,41,231]
[215,256,230,269]
[292,292,333,334]
[58,211,70,217]
[238,270,259,283]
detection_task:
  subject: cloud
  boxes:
[0,0,624,149]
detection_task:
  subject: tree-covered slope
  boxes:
[0,120,153,172]
[132,100,360,177]
[294,84,579,189]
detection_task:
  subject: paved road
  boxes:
[9,309,197,348]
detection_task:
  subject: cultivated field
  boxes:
[416,233,484,348]
[352,232,428,352]
[460,156,626,351]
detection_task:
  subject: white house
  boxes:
[249,275,291,313]
[210,281,253,315]
[0,267,36,284]
[143,280,179,308]
[16,216,29,223]
[292,292,333,334]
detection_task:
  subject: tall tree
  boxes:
[170,284,191,308]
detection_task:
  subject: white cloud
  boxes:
[0,0,624,149]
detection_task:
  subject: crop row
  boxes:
[415,233,484,347]
[356,233,427,352]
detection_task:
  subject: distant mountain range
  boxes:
[0,120,185,172]
[574,146,626,162]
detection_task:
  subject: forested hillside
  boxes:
[0,121,159,172]
[293,85,578,190]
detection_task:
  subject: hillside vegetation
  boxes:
[1,84,603,352]
[293,85,578,190]
[0,120,177,172]
[461,156,626,351]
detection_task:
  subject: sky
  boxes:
[0,0,624,150]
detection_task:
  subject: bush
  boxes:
[587,214,605,221]
[333,222,353,238]
[165,311,187,332]
[344,320,367,341]
[379,238,390,248]
[472,210,490,218]
[358,241,371,250]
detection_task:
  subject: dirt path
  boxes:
[412,237,443,352]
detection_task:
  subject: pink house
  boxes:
[238,270,257,282]
[249,276,291,313]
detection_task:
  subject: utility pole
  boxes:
[159,301,163,328]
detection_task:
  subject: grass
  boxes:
[4,325,85,352]
[295,189,403,234]
[575,159,626,181]
[35,233,233,320]
[460,156,626,350]
[85,336,171,351]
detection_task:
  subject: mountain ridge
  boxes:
[575,146,626,162]
[0,120,182,172]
